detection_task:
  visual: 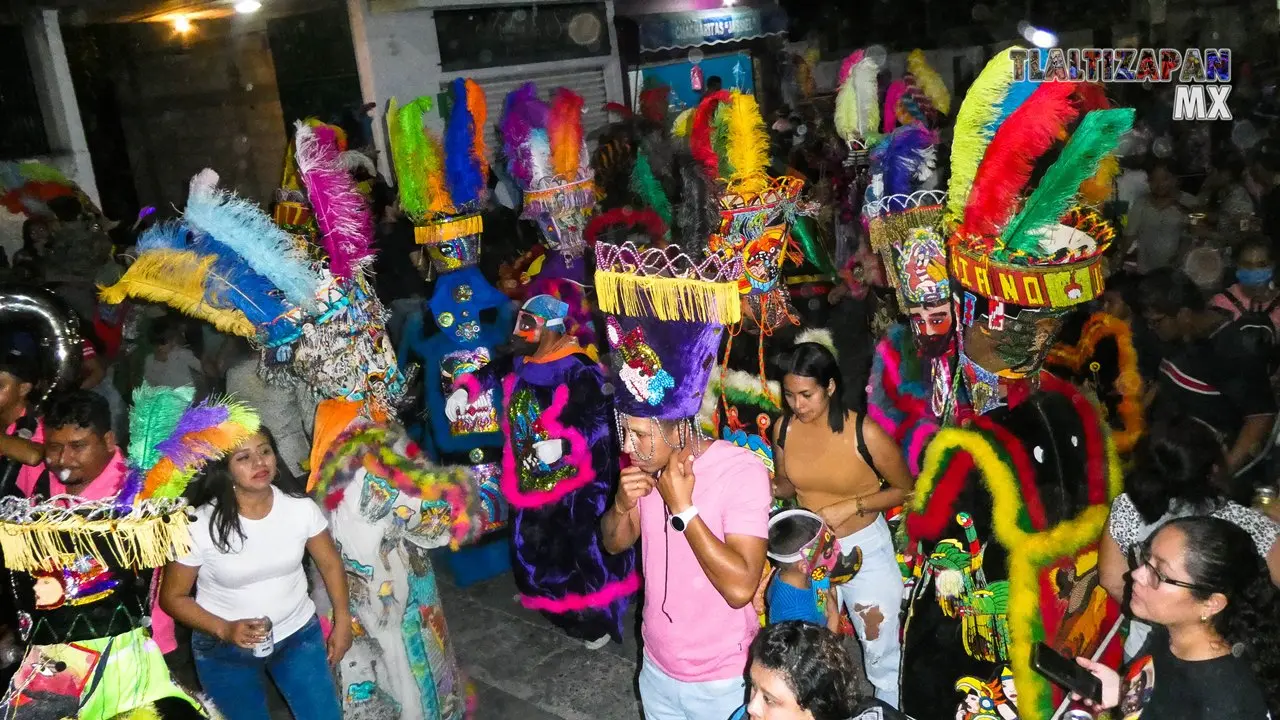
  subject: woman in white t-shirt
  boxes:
[160,428,351,719]
[1099,414,1279,659]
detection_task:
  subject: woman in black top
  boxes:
[1076,516,1279,719]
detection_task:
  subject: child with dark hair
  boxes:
[759,509,859,631]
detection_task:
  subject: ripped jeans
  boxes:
[837,515,904,709]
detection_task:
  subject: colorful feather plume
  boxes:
[837,50,866,86]
[127,385,195,476]
[549,88,586,178]
[184,169,321,311]
[879,125,939,197]
[136,221,191,252]
[835,55,880,146]
[143,394,259,500]
[883,79,909,133]
[387,96,432,221]
[500,83,549,187]
[585,207,668,247]
[691,91,731,179]
[465,79,489,180]
[295,122,374,279]
[421,125,455,216]
[445,78,486,209]
[98,250,257,339]
[672,108,695,138]
[907,49,951,116]
[959,81,1084,241]
[1001,108,1135,255]
[725,91,769,184]
[945,48,1023,228]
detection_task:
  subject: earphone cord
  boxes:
[661,482,673,624]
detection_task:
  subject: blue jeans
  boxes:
[192,616,341,720]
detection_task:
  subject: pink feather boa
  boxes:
[519,571,641,613]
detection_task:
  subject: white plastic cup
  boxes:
[251,617,274,658]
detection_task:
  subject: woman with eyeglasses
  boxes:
[1099,413,1279,658]
[1074,516,1279,719]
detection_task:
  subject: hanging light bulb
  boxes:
[173,16,192,33]
[236,0,263,13]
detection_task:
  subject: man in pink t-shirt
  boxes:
[596,252,771,720]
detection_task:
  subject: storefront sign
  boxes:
[638,7,787,52]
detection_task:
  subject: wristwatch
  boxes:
[670,506,699,533]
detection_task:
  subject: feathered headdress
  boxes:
[118,384,260,505]
[884,50,952,132]
[862,125,949,310]
[501,83,597,265]
[947,48,1134,313]
[834,50,881,156]
[295,121,375,280]
[0,161,83,218]
[388,80,489,264]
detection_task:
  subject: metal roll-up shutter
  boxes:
[451,66,610,163]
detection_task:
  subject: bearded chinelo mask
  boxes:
[942,46,1133,395]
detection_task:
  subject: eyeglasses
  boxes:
[1126,544,1216,593]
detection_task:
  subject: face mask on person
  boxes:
[1237,267,1273,288]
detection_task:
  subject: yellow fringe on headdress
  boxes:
[726,92,770,185]
[912,422,1122,720]
[945,49,1020,229]
[907,49,952,116]
[596,270,741,325]
[0,505,192,574]
[1078,154,1120,206]
[672,108,695,138]
[99,251,257,339]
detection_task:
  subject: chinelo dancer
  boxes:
[100,106,506,719]
[901,47,1135,720]
[0,381,255,719]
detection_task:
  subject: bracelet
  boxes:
[613,502,629,516]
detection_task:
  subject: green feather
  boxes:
[127,384,194,472]
[1001,108,1135,256]
[629,151,673,232]
[790,216,837,277]
[388,96,434,222]
[711,103,734,179]
[152,468,197,500]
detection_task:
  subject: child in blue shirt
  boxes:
[760,509,860,630]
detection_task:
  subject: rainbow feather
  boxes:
[184,169,320,311]
[1001,108,1135,255]
[691,91,731,178]
[143,397,260,499]
[295,122,374,279]
[446,78,486,208]
[421,124,455,216]
[548,88,586,178]
[945,48,1023,229]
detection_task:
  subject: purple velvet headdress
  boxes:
[595,242,742,420]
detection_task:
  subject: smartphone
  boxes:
[1032,643,1102,703]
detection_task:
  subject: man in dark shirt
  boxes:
[1139,270,1276,473]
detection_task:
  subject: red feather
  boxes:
[549,89,586,178]
[959,82,1085,241]
[639,87,671,124]
[691,90,732,179]
[603,102,633,119]
[585,207,668,247]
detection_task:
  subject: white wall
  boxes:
[348,0,623,179]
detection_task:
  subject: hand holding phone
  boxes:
[1032,643,1103,703]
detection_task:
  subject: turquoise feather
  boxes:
[184,169,321,311]
[127,384,194,472]
[1001,108,1135,256]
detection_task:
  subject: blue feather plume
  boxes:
[445,78,485,208]
[186,233,293,336]
[184,169,321,312]
[882,125,938,197]
[137,221,191,252]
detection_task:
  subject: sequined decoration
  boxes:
[440,349,500,436]
[453,284,473,303]
[437,312,455,328]
[455,321,481,342]
[471,463,509,531]
[508,387,575,493]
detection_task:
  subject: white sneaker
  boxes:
[584,635,610,650]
